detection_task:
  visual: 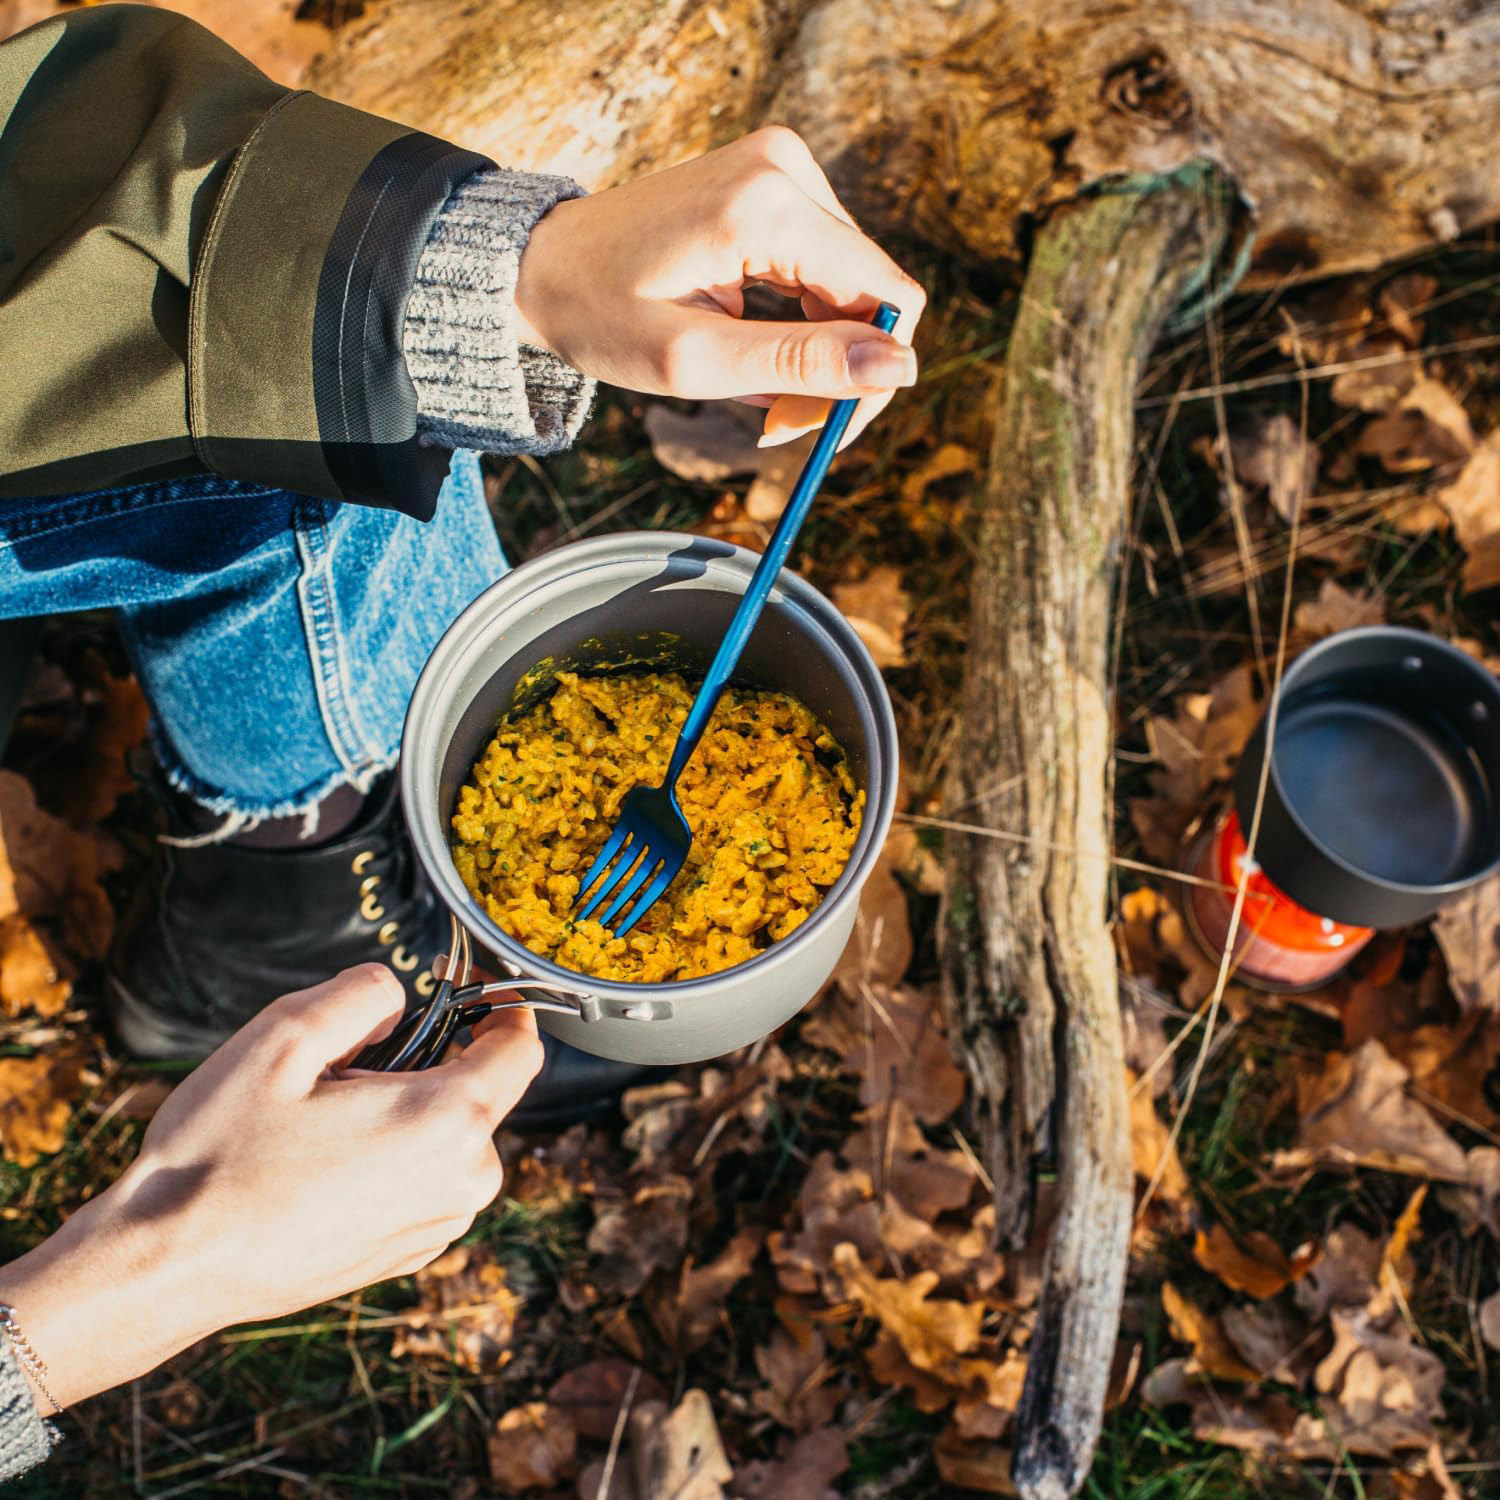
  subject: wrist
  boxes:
[0,1174,219,1409]
[512,195,575,358]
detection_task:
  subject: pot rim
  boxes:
[399,530,899,999]
[1254,624,1500,902]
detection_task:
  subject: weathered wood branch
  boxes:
[938,169,1233,1500]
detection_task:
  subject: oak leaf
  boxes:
[645,401,815,524]
[1293,580,1386,644]
[1271,1041,1468,1182]
[0,1048,83,1167]
[750,1327,841,1434]
[1128,666,1261,865]
[729,1429,847,1500]
[390,1243,521,1373]
[587,1173,694,1297]
[1160,1282,1258,1382]
[1192,1224,1301,1299]
[647,1226,761,1354]
[1228,412,1320,524]
[485,1402,577,1492]
[841,1098,976,1219]
[830,834,915,995]
[831,565,911,669]
[547,1359,664,1443]
[803,983,963,1125]
[1433,430,1500,592]
[1431,871,1500,1014]
[577,1390,732,1500]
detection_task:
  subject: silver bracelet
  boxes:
[0,1305,62,1416]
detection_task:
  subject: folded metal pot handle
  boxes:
[461,980,674,1026]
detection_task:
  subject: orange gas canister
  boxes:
[1184,812,1374,989]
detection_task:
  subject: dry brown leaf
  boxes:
[587,1174,694,1297]
[1118,974,1175,1096]
[485,1402,577,1493]
[688,492,769,551]
[830,834,914,995]
[0,917,69,1018]
[644,402,815,524]
[1478,1290,1500,1352]
[1129,667,1261,865]
[768,1153,883,1298]
[1279,282,1372,364]
[803,983,964,1126]
[1142,1358,1344,1461]
[1354,378,1474,474]
[1160,1283,1259,1382]
[1314,1292,1446,1456]
[1388,1011,1500,1135]
[1228,412,1320,523]
[842,1098,976,1220]
[1192,1224,1297,1299]
[879,1196,1004,1298]
[626,1390,732,1500]
[1293,580,1386,643]
[547,1360,665,1443]
[0,771,117,949]
[730,1430,847,1500]
[751,1328,841,1433]
[1294,1224,1384,1322]
[1431,871,1500,1014]
[26,659,148,827]
[1128,1070,1191,1209]
[1379,273,1438,348]
[1330,340,1422,414]
[831,565,911,670]
[1220,1302,1318,1387]
[648,1227,761,1354]
[1117,886,1232,1014]
[1271,1041,1469,1182]
[899,443,976,534]
[834,1243,983,1381]
[390,1244,521,1373]
[1433,430,1500,592]
[933,1428,1017,1496]
[0,1048,83,1167]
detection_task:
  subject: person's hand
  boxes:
[513,127,925,449]
[0,965,542,1410]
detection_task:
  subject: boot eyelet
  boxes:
[352,851,374,874]
[415,972,436,996]
[377,920,399,945]
[359,874,382,897]
[392,945,418,971]
[360,894,387,921]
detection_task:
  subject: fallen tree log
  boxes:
[939,168,1234,1500]
[308,0,1500,285]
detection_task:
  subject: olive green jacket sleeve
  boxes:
[0,4,496,518]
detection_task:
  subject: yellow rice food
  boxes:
[450,671,863,983]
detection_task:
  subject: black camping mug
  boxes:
[1233,625,1500,929]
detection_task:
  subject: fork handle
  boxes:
[664,300,902,787]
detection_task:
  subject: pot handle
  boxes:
[460,979,673,1026]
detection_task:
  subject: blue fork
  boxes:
[572,301,902,937]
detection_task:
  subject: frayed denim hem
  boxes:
[154,737,399,847]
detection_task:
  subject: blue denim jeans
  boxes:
[0,451,505,827]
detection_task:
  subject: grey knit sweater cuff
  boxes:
[402,168,595,455]
[0,1334,55,1482]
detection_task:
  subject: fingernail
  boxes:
[848,340,917,389]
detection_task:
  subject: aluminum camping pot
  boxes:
[399,531,899,1066]
[1232,625,1500,930]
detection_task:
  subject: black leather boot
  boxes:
[107,772,660,1125]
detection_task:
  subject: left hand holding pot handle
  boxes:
[0,965,542,1412]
